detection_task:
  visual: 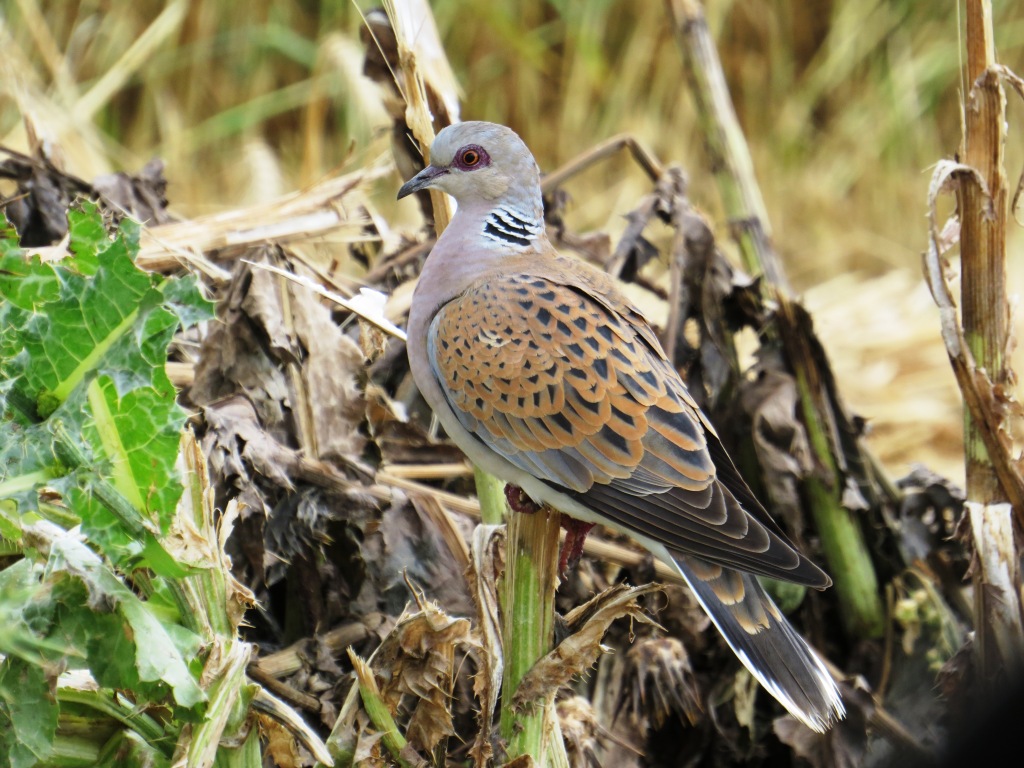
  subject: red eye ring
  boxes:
[454,144,489,171]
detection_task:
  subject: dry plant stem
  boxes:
[956,0,1024,679]
[500,504,564,764]
[246,664,320,712]
[539,133,664,192]
[668,0,884,638]
[253,688,336,767]
[252,619,374,679]
[136,169,383,275]
[665,0,785,292]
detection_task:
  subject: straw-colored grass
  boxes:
[3,0,1024,483]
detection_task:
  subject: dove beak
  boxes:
[397,165,449,199]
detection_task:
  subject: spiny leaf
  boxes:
[0,201,213,566]
[0,658,58,768]
[46,528,206,711]
[0,560,70,667]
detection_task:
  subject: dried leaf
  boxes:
[513,584,663,711]
[287,275,367,464]
[622,636,703,727]
[468,524,505,766]
[738,365,812,515]
[558,695,640,768]
[0,146,171,247]
[259,712,302,768]
[370,596,474,755]
[732,667,758,731]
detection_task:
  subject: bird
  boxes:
[398,120,844,733]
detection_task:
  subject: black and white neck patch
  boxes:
[482,206,543,247]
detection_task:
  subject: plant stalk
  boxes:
[500,504,562,763]
[474,467,508,526]
[956,0,1024,680]
[667,0,884,638]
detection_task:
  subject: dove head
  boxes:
[397,121,542,214]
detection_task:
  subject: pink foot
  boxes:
[558,517,596,575]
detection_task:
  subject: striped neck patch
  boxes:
[482,206,543,247]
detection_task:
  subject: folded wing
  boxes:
[427,263,828,588]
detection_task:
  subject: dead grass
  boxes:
[3,0,1024,482]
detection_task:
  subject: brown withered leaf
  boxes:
[605,169,680,280]
[287,271,367,465]
[90,159,171,227]
[201,396,293,581]
[189,258,292,437]
[896,465,966,568]
[467,524,505,766]
[350,719,385,766]
[775,706,869,768]
[512,584,663,713]
[668,202,741,407]
[558,695,641,768]
[358,497,474,618]
[258,712,302,768]
[203,395,296,490]
[200,391,383,598]
[190,251,379,605]
[621,636,703,728]
[191,253,367,463]
[369,592,474,756]
[737,362,813,518]
[0,144,171,246]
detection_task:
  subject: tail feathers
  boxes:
[672,553,845,733]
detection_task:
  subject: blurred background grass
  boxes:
[2,0,1023,483]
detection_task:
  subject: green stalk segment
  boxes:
[500,504,562,763]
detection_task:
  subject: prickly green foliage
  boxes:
[0,202,212,567]
[0,202,215,767]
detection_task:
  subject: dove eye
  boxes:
[454,145,490,170]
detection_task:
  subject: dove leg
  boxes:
[558,517,596,574]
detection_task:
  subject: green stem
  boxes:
[185,641,252,768]
[48,735,102,767]
[500,504,561,762]
[57,688,170,754]
[473,467,507,525]
[670,0,884,639]
[87,378,145,511]
[347,649,420,768]
[50,421,150,540]
[794,367,884,638]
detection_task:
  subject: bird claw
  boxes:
[504,483,541,514]
[503,484,595,575]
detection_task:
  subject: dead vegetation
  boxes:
[2,1,1024,766]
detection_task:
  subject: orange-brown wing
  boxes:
[428,269,827,587]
